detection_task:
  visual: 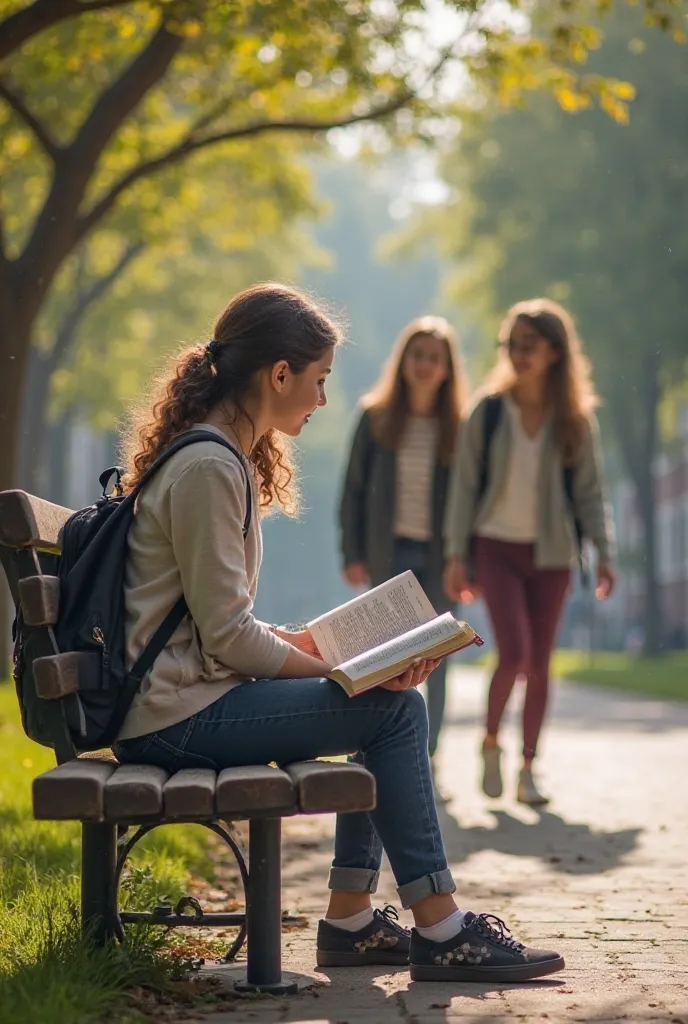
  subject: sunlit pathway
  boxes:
[198,667,688,1023]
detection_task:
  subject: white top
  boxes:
[477,395,545,544]
[393,416,438,542]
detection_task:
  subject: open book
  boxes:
[308,571,483,697]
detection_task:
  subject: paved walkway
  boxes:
[197,668,688,1024]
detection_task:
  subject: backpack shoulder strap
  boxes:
[127,431,252,685]
[563,463,589,585]
[476,396,503,504]
[133,429,252,539]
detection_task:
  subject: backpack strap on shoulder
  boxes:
[563,464,589,586]
[132,429,252,538]
[476,396,503,505]
[126,431,253,688]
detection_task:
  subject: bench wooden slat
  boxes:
[285,761,377,814]
[215,765,295,818]
[19,574,60,625]
[33,759,117,821]
[33,651,102,700]
[0,490,71,550]
[105,765,169,822]
[163,768,216,819]
[33,652,79,699]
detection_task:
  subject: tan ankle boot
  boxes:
[517,767,549,806]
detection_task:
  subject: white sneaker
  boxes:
[481,744,503,798]
[517,767,549,806]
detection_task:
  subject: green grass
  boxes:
[474,649,688,703]
[551,649,688,702]
[0,682,219,1024]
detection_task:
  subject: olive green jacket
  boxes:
[338,409,451,607]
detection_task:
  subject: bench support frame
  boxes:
[81,816,295,993]
[115,819,248,962]
[236,817,298,995]
[82,823,117,945]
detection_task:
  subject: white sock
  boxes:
[325,906,374,932]
[416,909,467,943]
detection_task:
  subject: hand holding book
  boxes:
[378,656,442,692]
[276,623,442,692]
[306,570,483,697]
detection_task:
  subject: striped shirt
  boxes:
[393,416,438,542]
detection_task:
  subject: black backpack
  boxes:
[475,396,587,582]
[15,430,251,752]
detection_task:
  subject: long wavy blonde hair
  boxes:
[485,298,598,465]
[122,283,342,513]
[363,316,468,466]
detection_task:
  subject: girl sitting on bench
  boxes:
[114,282,563,983]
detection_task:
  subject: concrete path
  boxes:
[195,668,688,1024]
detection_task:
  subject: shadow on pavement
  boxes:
[281,965,569,1023]
[437,803,642,875]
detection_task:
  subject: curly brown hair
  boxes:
[363,316,468,466]
[122,283,343,512]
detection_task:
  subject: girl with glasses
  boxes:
[444,299,615,805]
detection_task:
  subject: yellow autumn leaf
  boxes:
[570,42,588,65]
[611,80,636,100]
[556,88,586,113]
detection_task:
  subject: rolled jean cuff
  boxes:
[328,867,379,894]
[397,868,456,910]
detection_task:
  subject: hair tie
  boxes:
[205,339,219,366]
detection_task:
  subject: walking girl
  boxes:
[114,285,563,981]
[444,298,615,806]
[339,317,468,766]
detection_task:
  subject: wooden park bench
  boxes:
[0,488,376,995]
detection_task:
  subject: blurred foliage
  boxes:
[417,1,687,445]
[1,0,685,432]
[46,139,325,429]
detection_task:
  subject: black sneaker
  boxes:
[316,905,411,967]
[409,911,565,982]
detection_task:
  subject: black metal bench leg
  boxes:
[81,822,117,945]
[235,817,298,995]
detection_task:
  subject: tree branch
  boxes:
[0,76,59,159]
[76,88,413,240]
[50,238,143,367]
[0,205,12,315]
[70,20,183,166]
[17,19,182,311]
[0,0,134,62]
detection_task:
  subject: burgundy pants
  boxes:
[474,536,570,760]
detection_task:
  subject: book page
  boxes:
[308,570,437,665]
[336,611,461,682]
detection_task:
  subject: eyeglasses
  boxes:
[498,339,539,356]
[499,336,559,356]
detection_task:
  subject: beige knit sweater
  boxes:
[117,424,291,741]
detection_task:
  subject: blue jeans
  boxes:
[392,537,453,758]
[114,677,455,909]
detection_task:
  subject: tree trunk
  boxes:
[637,353,662,655]
[17,346,54,495]
[46,409,73,507]
[0,311,32,675]
[611,352,662,655]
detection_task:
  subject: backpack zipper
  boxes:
[92,626,110,690]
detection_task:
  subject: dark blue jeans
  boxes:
[392,537,453,758]
[114,677,454,909]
